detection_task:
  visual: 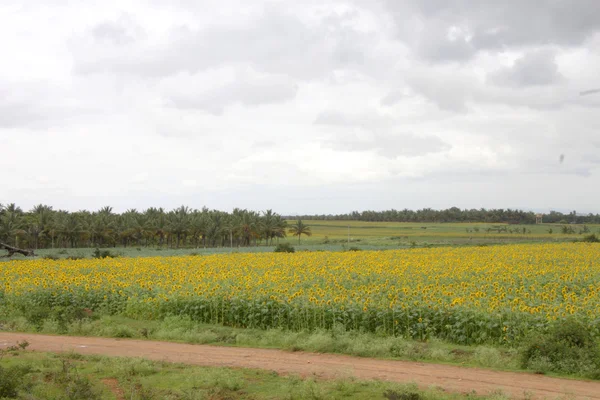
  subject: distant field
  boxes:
[281,220,600,247]
[3,220,598,261]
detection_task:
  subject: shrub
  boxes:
[64,376,100,400]
[521,319,600,378]
[347,247,361,252]
[43,254,60,261]
[66,255,86,260]
[274,243,295,253]
[0,365,31,398]
[92,248,118,259]
[383,389,421,400]
[581,233,600,243]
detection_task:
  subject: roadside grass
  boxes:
[1,314,522,372]
[0,349,516,400]
[6,314,598,381]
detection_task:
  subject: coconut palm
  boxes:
[168,206,191,248]
[288,219,311,244]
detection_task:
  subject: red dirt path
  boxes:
[1,332,599,399]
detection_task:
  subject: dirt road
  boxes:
[1,332,599,399]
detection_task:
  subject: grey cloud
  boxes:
[0,81,79,128]
[72,7,375,81]
[314,110,449,158]
[166,76,298,115]
[582,154,600,164]
[0,96,47,128]
[382,0,600,62]
[326,131,449,158]
[380,90,408,106]
[414,24,476,62]
[314,110,394,129]
[404,69,472,112]
[581,88,600,96]
[489,50,564,87]
[402,61,596,113]
[91,15,141,45]
[5,0,600,212]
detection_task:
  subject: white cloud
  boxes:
[1,0,600,213]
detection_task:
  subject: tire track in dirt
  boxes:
[1,332,599,399]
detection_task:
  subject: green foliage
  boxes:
[92,248,118,259]
[0,349,515,400]
[0,341,31,398]
[347,247,362,252]
[48,359,102,400]
[0,365,30,398]
[288,219,312,244]
[383,389,422,400]
[274,243,295,253]
[561,225,575,234]
[20,305,94,332]
[64,375,99,400]
[521,319,600,378]
[43,254,60,260]
[581,233,600,243]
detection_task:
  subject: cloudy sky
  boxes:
[2,0,600,214]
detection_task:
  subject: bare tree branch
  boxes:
[0,242,36,258]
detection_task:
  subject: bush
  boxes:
[43,254,60,261]
[347,247,361,252]
[581,233,600,243]
[383,389,421,400]
[92,248,118,259]
[521,319,600,378]
[64,376,100,400]
[66,255,86,260]
[274,243,295,253]
[0,365,31,398]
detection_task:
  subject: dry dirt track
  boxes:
[1,333,600,399]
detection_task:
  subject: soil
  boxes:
[2,332,599,399]
[101,378,125,400]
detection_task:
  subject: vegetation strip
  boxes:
[2,332,600,399]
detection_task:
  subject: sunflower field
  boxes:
[1,243,599,345]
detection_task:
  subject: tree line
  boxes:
[0,204,289,250]
[3,203,598,250]
[288,207,600,224]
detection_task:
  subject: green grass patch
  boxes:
[0,349,515,400]
[2,314,522,373]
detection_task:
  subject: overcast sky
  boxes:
[2,1,600,214]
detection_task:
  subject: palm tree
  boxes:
[273,215,288,244]
[288,219,311,244]
[146,207,167,248]
[261,209,287,245]
[59,212,82,248]
[26,204,53,249]
[168,206,191,248]
[206,210,225,247]
[189,211,208,248]
[0,203,25,246]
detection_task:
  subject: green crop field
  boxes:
[278,220,599,247]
